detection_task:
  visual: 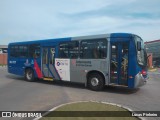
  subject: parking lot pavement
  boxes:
[0,68,160,120]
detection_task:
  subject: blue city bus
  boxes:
[8,33,148,91]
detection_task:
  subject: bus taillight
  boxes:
[141,70,147,76]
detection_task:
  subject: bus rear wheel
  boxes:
[25,69,35,82]
[88,73,104,91]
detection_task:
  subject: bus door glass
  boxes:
[42,47,55,78]
[110,41,129,86]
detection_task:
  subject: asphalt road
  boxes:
[0,67,160,120]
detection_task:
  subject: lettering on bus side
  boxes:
[9,61,16,64]
[72,60,92,67]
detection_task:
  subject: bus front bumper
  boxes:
[134,72,148,88]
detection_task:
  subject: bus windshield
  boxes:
[135,36,147,67]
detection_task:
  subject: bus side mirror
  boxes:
[137,42,141,51]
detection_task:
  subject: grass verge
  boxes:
[0,64,7,66]
[40,102,139,120]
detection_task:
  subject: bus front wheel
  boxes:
[88,73,104,91]
[25,69,35,82]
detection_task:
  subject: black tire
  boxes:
[25,69,35,82]
[88,73,104,91]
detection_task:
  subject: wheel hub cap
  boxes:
[91,78,99,86]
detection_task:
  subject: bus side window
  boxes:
[19,45,28,58]
[29,44,40,58]
[10,46,16,57]
[80,39,107,59]
[59,43,69,58]
[59,41,79,59]
[68,42,79,59]
[11,45,19,57]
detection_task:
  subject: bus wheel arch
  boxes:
[87,71,105,91]
[25,67,35,82]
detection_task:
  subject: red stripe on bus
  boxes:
[34,60,43,78]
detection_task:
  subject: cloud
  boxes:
[0,0,160,44]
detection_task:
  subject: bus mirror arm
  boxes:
[137,41,141,51]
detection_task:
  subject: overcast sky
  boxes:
[0,0,160,44]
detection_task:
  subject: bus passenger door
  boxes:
[110,42,129,86]
[42,47,57,79]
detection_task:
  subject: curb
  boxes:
[34,101,145,120]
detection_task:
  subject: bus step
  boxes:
[109,83,128,87]
[43,77,53,81]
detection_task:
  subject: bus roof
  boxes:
[8,37,71,46]
[8,33,136,45]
